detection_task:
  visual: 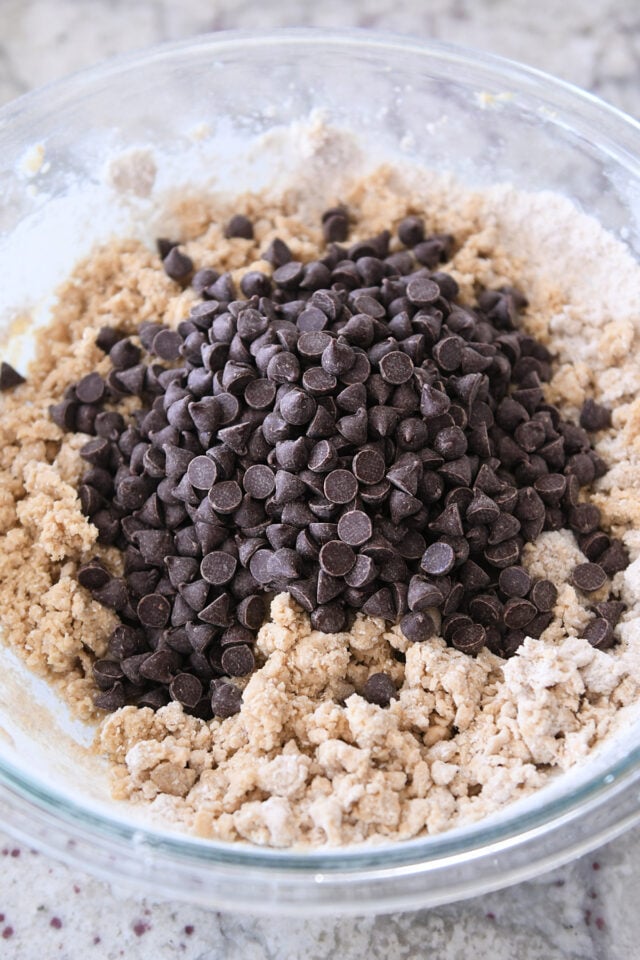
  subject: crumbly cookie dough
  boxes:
[2,161,640,845]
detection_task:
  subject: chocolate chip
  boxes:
[323,212,349,243]
[280,388,317,426]
[236,594,266,631]
[420,384,451,418]
[94,411,126,442]
[94,682,126,711]
[580,399,612,432]
[324,469,358,504]
[75,372,106,404]
[421,542,455,576]
[225,214,254,239]
[406,276,440,306]
[433,337,462,372]
[169,673,203,708]
[571,563,607,593]
[244,379,277,410]
[451,623,486,654]
[78,562,111,591]
[352,448,386,485]
[96,326,123,353]
[243,464,275,499]
[163,246,193,281]
[534,473,566,504]
[267,351,300,384]
[0,362,27,389]
[49,398,78,430]
[319,540,356,577]
[152,328,183,361]
[184,455,215,491]
[109,338,141,371]
[209,481,243,514]
[361,587,395,620]
[211,681,243,717]
[584,617,615,650]
[579,530,609,561]
[379,350,414,384]
[529,579,558,612]
[397,216,425,247]
[502,597,537,629]
[321,339,355,377]
[569,503,601,534]
[594,600,626,626]
[468,593,503,625]
[337,510,372,547]
[566,455,596,490]
[400,611,435,642]
[433,426,467,461]
[201,551,238,585]
[137,594,171,628]
[498,566,532,598]
[598,540,629,575]
[362,672,396,707]
[221,644,255,676]
[92,659,125,690]
[311,603,346,633]
[484,539,521,569]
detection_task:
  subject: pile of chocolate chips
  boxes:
[50,209,628,718]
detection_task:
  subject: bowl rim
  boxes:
[2,26,640,910]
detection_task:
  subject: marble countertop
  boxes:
[1,2,640,958]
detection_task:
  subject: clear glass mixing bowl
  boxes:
[1,29,640,916]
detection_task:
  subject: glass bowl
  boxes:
[1,29,640,916]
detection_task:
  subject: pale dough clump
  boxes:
[3,152,640,845]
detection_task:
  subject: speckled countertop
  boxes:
[1,2,640,958]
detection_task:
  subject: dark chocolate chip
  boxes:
[503,597,537,629]
[225,214,254,239]
[221,644,255,677]
[211,681,243,717]
[421,542,455,576]
[571,563,607,593]
[311,603,346,633]
[209,481,243,514]
[498,566,532,598]
[94,682,126,711]
[400,611,435,642]
[406,276,440,306]
[362,672,396,707]
[594,600,626,626]
[337,510,372,547]
[584,617,615,650]
[598,540,629,576]
[201,551,238,586]
[379,350,414,385]
[163,246,193,281]
[529,579,558,612]
[580,399,612,432]
[76,372,105,404]
[243,464,275,499]
[352,449,386,485]
[169,673,203,708]
[324,469,358,504]
[137,593,171,628]
[153,328,183,361]
[451,623,486,654]
[319,540,356,577]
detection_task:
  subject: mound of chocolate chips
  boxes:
[52,210,628,718]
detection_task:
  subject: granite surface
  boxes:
[1,1,640,958]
